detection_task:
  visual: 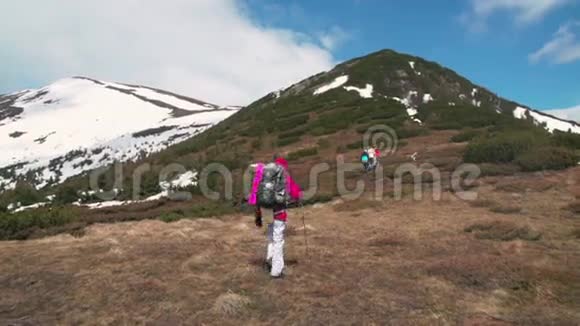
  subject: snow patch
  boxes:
[423,94,433,104]
[409,61,415,69]
[272,88,283,99]
[81,171,197,209]
[159,170,197,190]
[513,106,580,133]
[313,75,349,95]
[388,91,423,125]
[471,88,478,97]
[13,202,49,213]
[344,84,373,98]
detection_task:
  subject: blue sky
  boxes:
[1,0,579,113]
[244,0,580,110]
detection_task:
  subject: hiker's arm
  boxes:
[254,205,263,228]
[288,175,302,201]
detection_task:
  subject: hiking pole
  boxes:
[299,201,310,260]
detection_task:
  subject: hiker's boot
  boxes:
[270,272,284,280]
[263,261,272,273]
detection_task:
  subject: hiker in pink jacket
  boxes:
[251,155,301,278]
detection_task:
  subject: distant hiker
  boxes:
[360,149,371,171]
[248,155,301,278]
[367,146,381,171]
[361,146,380,172]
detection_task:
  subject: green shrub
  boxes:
[0,182,43,209]
[0,207,77,240]
[356,116,371,124]
[301,193,335,206]
[552,131,580,149]
[53,185,79,205]
[188,201,235,217]
[346,140,363,150]
[451,129,482,143]
[278,127,307,139]
[277,136,301,147]
[356,125,371,134]
[278,115,309,131]
[230,138,246,147]
[397,127,428,139]
[463,132,545,164]
[158,212,184,223]
[478,163,520,176]
[287,147,319,161]
[308,110,353,136]
[515,147,578,172]
[137,171,162,198]
[419,103,504,130]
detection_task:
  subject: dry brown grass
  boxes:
[563,201,580,215]
[331,198,383,212]
[212,292,252,317]
[464,221,541,241]
[494,178,556,193]
[1,168,579,324]
[489,204,523,215]
[469,199,495,208]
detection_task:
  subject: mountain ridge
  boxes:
[0,77,239,190]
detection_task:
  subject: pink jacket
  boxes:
[275,157,302,201]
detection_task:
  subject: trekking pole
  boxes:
[299,201,310,260]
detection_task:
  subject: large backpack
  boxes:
[257,162,287,208]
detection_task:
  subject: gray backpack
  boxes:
[257,162,287,208]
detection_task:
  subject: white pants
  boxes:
[266,220,286,277]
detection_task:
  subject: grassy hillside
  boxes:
[2,49,580,237]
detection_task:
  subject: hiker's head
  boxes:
[274,156,289,169]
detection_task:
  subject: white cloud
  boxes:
[318,26,351,50]
[529,21,580,64]
[0,0,338,105]
[544,105,580,121]
[462,0,573,30]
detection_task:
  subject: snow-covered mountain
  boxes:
[0,77,239,190]
[513,106,580,133]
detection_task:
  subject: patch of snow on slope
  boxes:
[389,91,423,125]
[13,202,49,213]
[344,84,373,98]
[471,88,478,97]
[313,75,349,95]
[81,170,197,209]
[513,106,527,119]
[423,94,433,104]
[513,106,580,133]
[409,61,415,69]
[160,170,197,190]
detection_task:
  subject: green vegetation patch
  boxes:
[287,147,319,161]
